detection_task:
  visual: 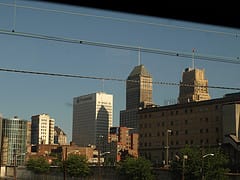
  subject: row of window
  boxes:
[140,138,219,147]
[140,116,219,129]
[140,127,219,137]
[140,105,220,119]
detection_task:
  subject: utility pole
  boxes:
[63,147,67,180]
[13,149,17,180]
[98,135,103,180]
[98,147,101,180]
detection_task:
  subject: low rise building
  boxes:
[138,92,240,167]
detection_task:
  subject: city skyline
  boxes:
[0,0,239,142]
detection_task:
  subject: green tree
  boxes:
[64,154,91,178]
[170,146,230,180]
[26,157,50,174]
[204,149,230,180]
[117,156,154,180]
[50,152,64,169]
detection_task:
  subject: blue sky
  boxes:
[0,0,240,142]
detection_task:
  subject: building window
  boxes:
[162,132,165,136]
[206,129,208,133]
[200,129,203,133]
[216,127,219,132]
[185,130,188,134]
[185,119,188,124]
[171,121,174,126]
[162,122,165,126]
[176,131,179,135]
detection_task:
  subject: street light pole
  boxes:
[201,153,214,180]
[182,155,188,180]
[165,129,172,167]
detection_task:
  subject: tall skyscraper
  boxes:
[31,113,55,145]
[2,116,28,166]
[120,64,153,132]
[72,92,113,147]
[178,67,211,104]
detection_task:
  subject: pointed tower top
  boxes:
[128,64,152,78]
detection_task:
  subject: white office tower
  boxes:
[72,92,113,147]
[31,113,55,145]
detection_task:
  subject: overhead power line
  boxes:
[0,29,239,64]
[0,2,239,38]
[0,67,239,91]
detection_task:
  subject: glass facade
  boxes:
[2,117,27,166]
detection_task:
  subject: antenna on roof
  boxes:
[12,0,17,32]
[102,79,104,92]
[138,47,141,65]
[192,48,195,69]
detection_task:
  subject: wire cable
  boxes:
[0,29,239,64]
[0,67,239,91]
[0,2,239,38]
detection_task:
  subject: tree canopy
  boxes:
[64,154,91,178]
[26,157,50,174]
[117,156,155,180]
[170,146,230,180]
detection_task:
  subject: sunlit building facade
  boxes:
[72,92,113,148]
[178,67,211,104]
[54,126,67,145]
[120,64,153,132]
[31,113,55,145]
